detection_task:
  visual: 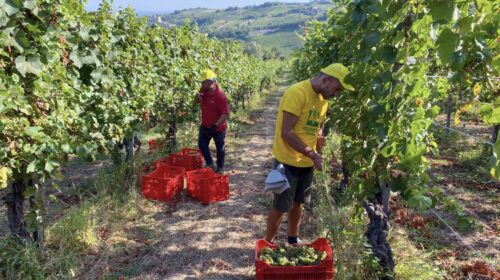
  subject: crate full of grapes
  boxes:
[255,238,335,280]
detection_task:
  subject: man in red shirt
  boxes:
[195,69,230,174]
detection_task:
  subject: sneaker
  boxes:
[206,164,216,172]
[215,166,224,174]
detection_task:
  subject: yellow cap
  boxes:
[320,63,355,91]
[200,69,217,81]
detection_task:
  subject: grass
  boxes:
[313,192,379,279]
[0,157,149,279]
[309,133,379,279]
[46,201,99,252]
[392,227,446,280]
[0,236,77,280]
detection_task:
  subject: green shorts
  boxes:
[272,160,314,213]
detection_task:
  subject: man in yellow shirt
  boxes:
[265,63,354,244]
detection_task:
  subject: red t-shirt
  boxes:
[199,83,230,131]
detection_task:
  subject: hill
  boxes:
[149,1,331,56]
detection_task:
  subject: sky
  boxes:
[85,0,313,13]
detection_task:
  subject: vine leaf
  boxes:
[428,0,456,23]
[375,45,397,64]
[15,55,43,77]
[435,28,457,64]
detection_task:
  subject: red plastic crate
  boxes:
[168,148,203,171]
[186,168,229,204]
[141,165,185,201]
[255,238,335,280]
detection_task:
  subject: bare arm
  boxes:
[215,114,229,127]
[316,121,326,154]
[281,111,323,171]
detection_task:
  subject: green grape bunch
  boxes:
[0,167,11,189]
[259,244,328,266]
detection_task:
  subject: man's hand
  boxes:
[316,135,326,154]
[309,151,323,171]
[281,111,325,171]
[312,153,323,171]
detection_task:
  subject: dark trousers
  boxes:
[198,126,226,168]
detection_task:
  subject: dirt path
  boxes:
[127,87,283,279]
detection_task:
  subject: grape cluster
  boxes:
[0,167,9,189]
[259,244,327,266]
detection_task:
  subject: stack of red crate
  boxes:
[141,148,229,204]
[186,168,230,204]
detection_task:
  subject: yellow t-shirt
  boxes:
[272,80,328,167]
